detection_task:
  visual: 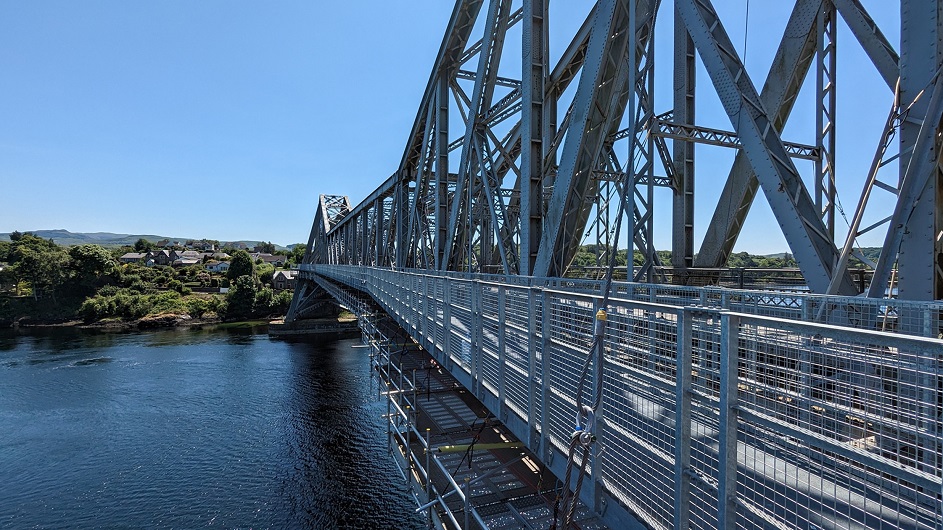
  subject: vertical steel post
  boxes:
[527,285,539,447]
[471,280,483,397]
[406,405,412,487]
[521,0,548,277]
[815,1,837,241]
[387,380,393,456]
[540,288,551,459]
[435,73,450,271]
[896,0,940,300]
[361,213,369,265]
[672,9,696,272]
[444,280,453,369]
[497,286,507,419]
[718,313,740,530]
[674,308,693,528]
[464,476,471,529]
[426,428,432,528]
[376,198,386,266]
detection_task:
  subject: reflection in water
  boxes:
[0,327,423,529]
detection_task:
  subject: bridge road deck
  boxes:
[305,264,943,530]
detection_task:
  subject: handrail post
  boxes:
[463,476,471,529]
[405,405,412,487]
[425,428,432,528]
[674,308,693,528]
[718,312,740,530]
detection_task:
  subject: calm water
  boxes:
[0,326,423,529]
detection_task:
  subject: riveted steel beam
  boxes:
[534,0,657,278]
[676,0,855,294]
[695,0,822,269]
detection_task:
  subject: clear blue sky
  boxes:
[0,1,900,253]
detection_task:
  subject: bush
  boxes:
[97,285,119,297]
[128,280,148,294]
[78,290,187,322]
[186,297,210,317]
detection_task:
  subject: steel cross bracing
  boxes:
[296,0,943,306]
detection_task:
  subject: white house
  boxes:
[205,261,230,273]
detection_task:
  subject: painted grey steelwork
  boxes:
[291,0,941,301]
[287,0,943,527]
[304,264,942,529]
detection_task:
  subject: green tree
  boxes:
[13,246,69,301]
[227,250,255,280]
[66,244,118,296]
[7,234,67,300]
[255,241,276,254]
[226,275,257,319]
[256,262,275,285]
[286,244,306,265]
[254,286,275,313]
[133,238,153,252]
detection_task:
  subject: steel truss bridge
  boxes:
[288,0,943,528]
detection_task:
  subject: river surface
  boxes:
[0,326,423,529]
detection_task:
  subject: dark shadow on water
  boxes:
[71,357,113,366]
[279,337,424,529]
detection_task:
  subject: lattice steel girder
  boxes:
[629,0,660,282]
[508,6,601,274]
[676,0,856,294]
[434,75,450,270]
[534,0,656,278]
[696,0,900,270]
[874,0,943,301]
[695,0,823,269]
[443,0,514,272]
[814,3,838,240]
[646,113,822,160]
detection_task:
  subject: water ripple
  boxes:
[0,329,423,529]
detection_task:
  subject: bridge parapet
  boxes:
[300,264,942,338]
[303,263,943,530]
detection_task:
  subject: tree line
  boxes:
[0,233,298,325]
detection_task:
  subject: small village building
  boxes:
[205,261,230,273]
[251,253,285,266]
[173,250,202,261]
[146,250,173,266]
[119,252,147,264]
[172,258,200,267]
[272,270,297,290]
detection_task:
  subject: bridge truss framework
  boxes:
[303,0,941,301]
[289,0,943,528]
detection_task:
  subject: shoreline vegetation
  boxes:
[0,232,306,330]
[2,231,882,331]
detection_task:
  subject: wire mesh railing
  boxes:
[302,264,943,530]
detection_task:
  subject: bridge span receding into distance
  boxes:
[286,0,943,528]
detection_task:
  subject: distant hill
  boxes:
[0,229,292,250]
